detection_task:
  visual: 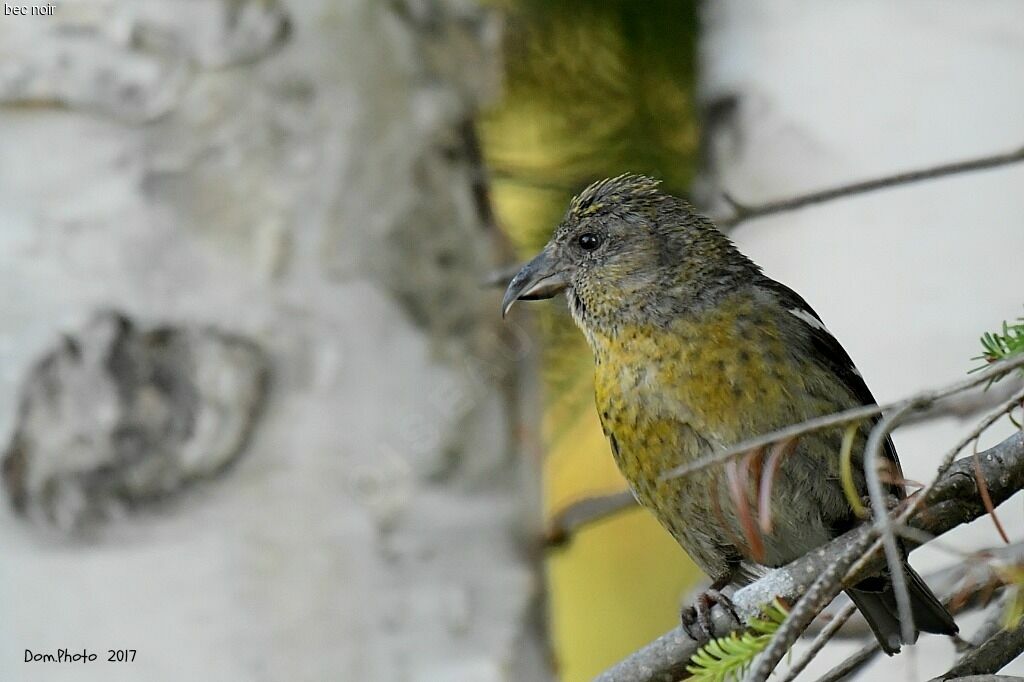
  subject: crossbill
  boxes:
[502,174,957,654]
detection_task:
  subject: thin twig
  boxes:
[937,671,1024,675]
[717,143,1024,229]
[795,553,1016,680]
[777,602,858,682]
[544,490,637,547]
[659,355,1024,483]
[812,591,1006,682]
[813,640,881,682]
[728,448,767,562]
[967,596,1010,651]
[896,385,1024,547]
[941,381,1024,422]
[759,438,798,535]
[974,438,1011,544]
[932,618,1024,681]
[863,404,917,647]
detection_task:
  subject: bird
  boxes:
[501,174,957,654]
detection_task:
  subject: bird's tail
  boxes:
[845,562,958,655]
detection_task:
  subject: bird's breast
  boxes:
[587,301,863,569]
[593,313,798,444]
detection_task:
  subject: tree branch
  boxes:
[749,385,1024,682]
[745,520,875,681]
[770,540,1011,679]
[544,490,637,547]
[594,430,1024,682]
[806,541,1022,640]
[933,619,1024,681]
[717,143,1024,229]
[776,601,857,682]
[815,639,881,682]
[849,384,1024,670]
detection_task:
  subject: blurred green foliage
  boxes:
[482,0,703,438]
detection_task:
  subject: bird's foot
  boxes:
[861,493,900,513]
[680,589,740,642]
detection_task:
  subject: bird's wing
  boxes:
[761,279,907,502]
[759,282,959,647]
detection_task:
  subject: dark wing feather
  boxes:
[761,280,906,503]
[763,279,958,643]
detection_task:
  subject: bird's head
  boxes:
[502,174,755,334]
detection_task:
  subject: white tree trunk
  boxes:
[0,1,546,680]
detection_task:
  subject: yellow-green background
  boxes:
[480,2,705,679]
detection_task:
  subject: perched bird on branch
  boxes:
[502,174,957,654]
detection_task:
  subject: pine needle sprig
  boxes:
[686,599,789,682]
[971,316,1024,384]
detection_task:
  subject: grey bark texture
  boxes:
[0,1,547,681]
[3,310,270,532]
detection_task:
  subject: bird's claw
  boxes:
[680,589,740,642]
[860,493,900,512]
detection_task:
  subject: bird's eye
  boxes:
[577,233,602,251]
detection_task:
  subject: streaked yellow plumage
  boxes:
[589,290,849,576]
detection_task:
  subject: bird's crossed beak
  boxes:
[501,250,569,318]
